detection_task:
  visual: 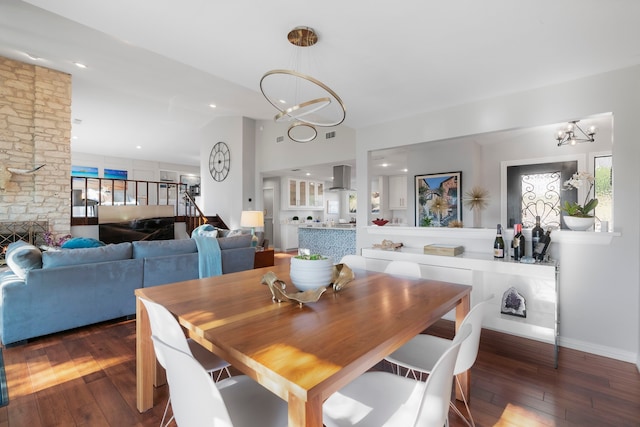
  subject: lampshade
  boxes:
[240,211,264,228]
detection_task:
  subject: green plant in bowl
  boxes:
[294,254,327,260]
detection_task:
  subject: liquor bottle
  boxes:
[531,216,544,249]
[493,224,505,258]
[533,229,552,261]
[512,223,525,261]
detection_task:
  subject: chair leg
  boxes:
[210,366,232,382]
[449,376,475,427]
[160,397,174,427]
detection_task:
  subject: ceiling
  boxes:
[1,0,638,173]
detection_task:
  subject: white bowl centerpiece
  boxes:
[290,254,333,291]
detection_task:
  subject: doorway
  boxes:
[262,187,274,248]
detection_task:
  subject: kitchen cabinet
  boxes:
[283,178,324,210]
[282,224,299,250]
[308,181,324,208]
[388,175,407,209]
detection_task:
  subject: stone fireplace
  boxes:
[0,56,72,240]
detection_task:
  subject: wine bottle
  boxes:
[531,216,544,249]
[493,224,505,258]
[512,223,525,261]
[533,229,552,261]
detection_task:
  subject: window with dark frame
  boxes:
[506,161,578,230]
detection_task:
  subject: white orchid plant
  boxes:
[561,171,598,217]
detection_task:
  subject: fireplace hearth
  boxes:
[0,221,48,265]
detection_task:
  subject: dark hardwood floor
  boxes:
[0,252,637,426]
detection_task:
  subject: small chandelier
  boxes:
[555,120,597,147]
[260,26,346,143]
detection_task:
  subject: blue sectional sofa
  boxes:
[0,235,255,345]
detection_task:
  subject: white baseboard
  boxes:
[558,336,637,364]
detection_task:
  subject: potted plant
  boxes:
[561,171,598,230]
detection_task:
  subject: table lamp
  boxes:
[240,210,264,248]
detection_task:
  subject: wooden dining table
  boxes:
[135,263,471,427]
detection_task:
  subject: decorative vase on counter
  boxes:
[290,255,334,291]
[563,215,595,231]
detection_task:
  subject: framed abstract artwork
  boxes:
[415,171,461,227]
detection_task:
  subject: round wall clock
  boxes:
[209,141,230,182]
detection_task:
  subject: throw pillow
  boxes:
[5,240,43,279]
[191,224,218,238]
[216,228,230,237]
[61,237,105,249]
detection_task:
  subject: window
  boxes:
[506,161,578,229]
[594,154,612,230]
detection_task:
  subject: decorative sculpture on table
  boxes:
[372,239,403,250]
[332,263,355,291]
[261,271,327,306]
[260,263,354,306]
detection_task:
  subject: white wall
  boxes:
[255,120,356,174]
[200,116,256,229]
[71,152,199,180]
[355,65,640,366]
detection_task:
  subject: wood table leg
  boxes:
[454,293,471,402]
[136,297,155,412]
[288,394,323,427]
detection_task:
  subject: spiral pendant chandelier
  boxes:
[260,26,346,143]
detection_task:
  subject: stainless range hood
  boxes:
[329,165,354,191]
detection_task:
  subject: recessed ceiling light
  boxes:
[136,145,142,150]
[402,168,408,172]
[72,136,78,140]
[381,163,388,167]
[306,172,311,176]
[73,62,87,69]
[209,103,216,108]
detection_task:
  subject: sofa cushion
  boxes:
[61,237,105,249]
[217,234,252,250]
[132,239,197,259]
[5,240,42,279]
[42,242,132,269]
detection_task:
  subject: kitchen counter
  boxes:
[298,226,356,262]
[297,224,356,230]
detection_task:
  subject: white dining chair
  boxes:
[339,254,367,270]
[140,297,232,427]
[152,336,288,427]
[385,295,493,427]
[384,260,421,278]
[323,324,472,427]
